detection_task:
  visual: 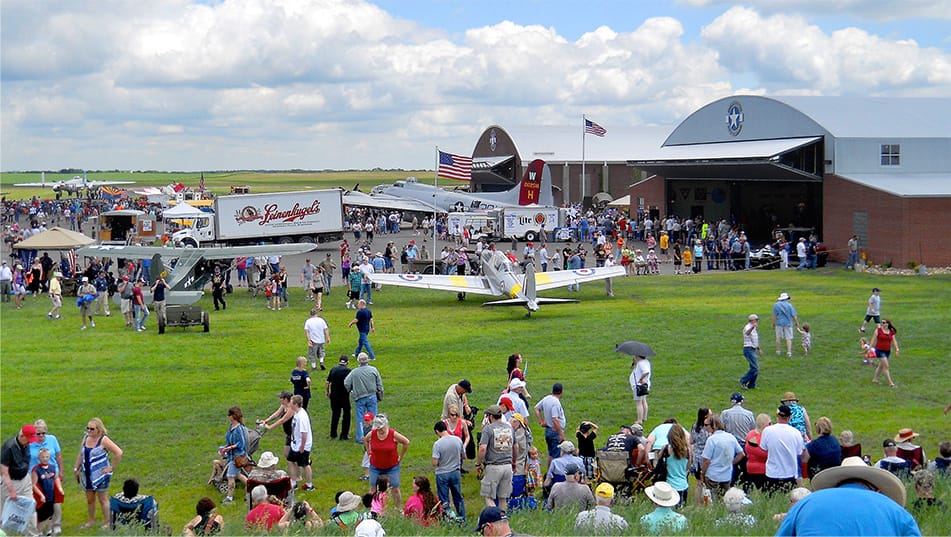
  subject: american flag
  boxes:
[437,150,472,181]
[199,173,205,191]
[584,118,607,137]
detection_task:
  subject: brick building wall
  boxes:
[823,175,951,267]
[627,175,666,218]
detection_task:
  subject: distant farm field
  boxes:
[1,267,949,535]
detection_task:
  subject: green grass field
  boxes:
[0,170,434,201]
[2,268,949,535]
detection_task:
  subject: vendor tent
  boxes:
[13,227,94,250]
[607,194,631,208]
[162,203,206,219]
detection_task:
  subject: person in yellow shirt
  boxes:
[659,231,670,263]
[47,271,63,320]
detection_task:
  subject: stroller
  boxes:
[594,450,653,503]
[209,426,264,494]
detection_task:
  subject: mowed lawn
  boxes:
[1,268,949,535]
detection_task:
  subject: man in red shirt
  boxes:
[246,485,285,531]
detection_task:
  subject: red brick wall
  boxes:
[823,175,951,267]
[628,175,667,217]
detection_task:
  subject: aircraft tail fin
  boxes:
[524,261,537,302]
[513,159,554,206]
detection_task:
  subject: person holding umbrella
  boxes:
[617,341,655,426]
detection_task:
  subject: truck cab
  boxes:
[171,215,215,247]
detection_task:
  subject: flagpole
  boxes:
[581,114,587,207]
[433,146,438,275]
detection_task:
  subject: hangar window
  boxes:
[880,144,900,166]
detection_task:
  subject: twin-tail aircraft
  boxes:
[369,249,624,316]
[360,159,555,214]
[75,243,316,305]
[14,172,135,195]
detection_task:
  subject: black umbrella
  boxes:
[615,340,656,357]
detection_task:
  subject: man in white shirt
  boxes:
[358,257,374,304]
[304,308,330,370]
[575,482,629,534]
[289,395,314,491]
[760,405,808,495]
[0,261,13,302]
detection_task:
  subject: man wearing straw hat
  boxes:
[776,457,920,535]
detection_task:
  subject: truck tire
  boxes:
[298,236,316,244]
[158,316,166,334]
[277,237,294,245]
[525,230,538,242]
[182,238,198,248]
[202,311,210,332]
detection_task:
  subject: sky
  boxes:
[1,0,949,172]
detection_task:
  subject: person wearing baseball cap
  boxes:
[860,287,882,334]
[740,313,762,389]
[473,506,512,536]
[721,391,755,449]
[1,425,42,534]
[575,481,629,533]
[442,379,472,421]
[326,355,352,441]
[777,457,918,535]
[760,405,807,494]
[47,270,64,320]
[546,462,594,512]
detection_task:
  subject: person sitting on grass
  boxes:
[716,487,755,528]
[245,485,285,531]
[773,487,811,522]
[277,500,325,530]
[574,482,628,534]
[910,469,945,514]
[183,497,223,536]
[641,481,687,534]
[546,463,595,513]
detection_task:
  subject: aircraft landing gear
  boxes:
[457,292,466,301]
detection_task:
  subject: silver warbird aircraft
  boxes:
[75,243,316,305]
[369,249,624,316]
[14,174,135,194]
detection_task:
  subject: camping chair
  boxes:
[879,460,911,478]
[841,443,863,460]
[110,495,159,532]
[896,446,925,470]
[245,476,292,510]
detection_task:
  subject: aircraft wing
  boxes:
[343,191,438,213]
[88,180,135,186]
[368,273,498,296]
[533,266,626,291]
[12,182,53,188]
[76,243,317,260]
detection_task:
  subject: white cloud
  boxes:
[677,0,951,21]
[701,6,951,94]
[1,0,948,171]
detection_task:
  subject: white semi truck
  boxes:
[171,190,344,247]
[447,205,565,242]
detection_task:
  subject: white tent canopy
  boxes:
[607,195,630,208]
[162,203,206,219]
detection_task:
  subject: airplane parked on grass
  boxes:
[367,159,555,214]
[14,172,134,195]
[369,248,623,316]
[75,243,316,305]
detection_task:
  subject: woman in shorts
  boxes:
[871,319,900,388]
[74,418,123,529]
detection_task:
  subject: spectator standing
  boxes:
[630,356,651,425]
[478,405,517,511]
[533,383,567,469]
[304,308,330,371]
[348,300,376,361]
[1,424,41,536]
[739,314,761,389]
[288,395,315,491]
[326,355,352,441]
[699,414,743,500]
[760,405,808,495]
[344,354,383,442]
[771,292,800,358]
[74,418,123,528]
[431,420,466,519]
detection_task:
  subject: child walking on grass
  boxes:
[860,337,877,365]
[798,323,812,355]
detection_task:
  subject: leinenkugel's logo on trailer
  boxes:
[726,101,744,136]
[234,199,322,225]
